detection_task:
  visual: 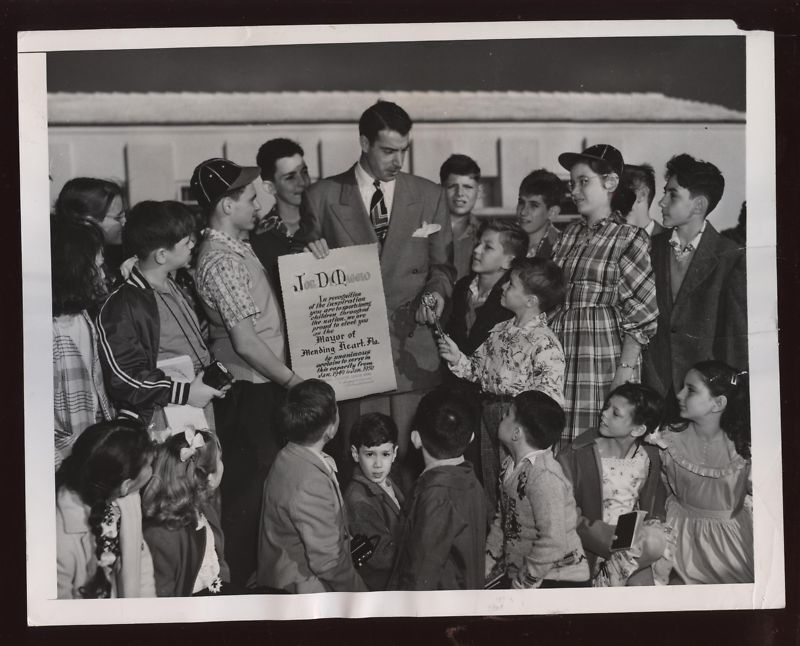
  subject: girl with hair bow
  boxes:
[141,428,232,595]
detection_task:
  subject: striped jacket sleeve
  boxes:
[97,292,189,418]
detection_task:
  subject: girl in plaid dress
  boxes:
[551,145,658,445]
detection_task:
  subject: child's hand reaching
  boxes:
[436,334,462,365]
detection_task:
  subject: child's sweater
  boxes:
[486,449,589,587]
[448,312,565,405]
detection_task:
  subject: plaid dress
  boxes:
[550,214,657,443]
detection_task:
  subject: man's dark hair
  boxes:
[604,383,664,435]
[358,101,412,144]
[439,154,481,184]
[665,153,725,215]
[512,390,565,450]
[476,218,528,262]
[256,138,305,181]
[518,169,565,209]
[413,387,474,459]
[623,164,657,209]
[509,257,566,313]
[122,200,196,260]
[280,379,338,445]
[350,413,398,449]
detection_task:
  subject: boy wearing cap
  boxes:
[646,154,747,419]
[192,157,303,585]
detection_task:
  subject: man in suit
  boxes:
[644,153,748,420]
[623,163,665,239]
[298,100,455,475]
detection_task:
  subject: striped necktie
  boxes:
[369,179,389,243]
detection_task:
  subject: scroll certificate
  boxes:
[278,244,397,400]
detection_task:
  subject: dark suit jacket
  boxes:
[644,223,748,396]
[298,165,455,392]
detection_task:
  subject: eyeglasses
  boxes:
[568,174,607,192]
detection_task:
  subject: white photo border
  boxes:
[20,20,783,625]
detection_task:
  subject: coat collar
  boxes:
[671,222,721,303]
[350,472,405,508]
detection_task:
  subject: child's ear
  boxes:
[547,205,561,220]
[469,432,475,445]
[603,173,619,192]
[711,394,727,414]
[630,424,648,439]
[118,478,132,498]
[350,445,359,463]
[692,195,709,217]
[153,247,168,265]
[410,430,422,450]
[391,444,399,461]
[527,293,540,309]
[263,180,276,195]
[501,254,515,270]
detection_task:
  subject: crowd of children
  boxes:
[52,111,753,597]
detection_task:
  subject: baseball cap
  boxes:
[558,144,624,177]
[190,158,261,209]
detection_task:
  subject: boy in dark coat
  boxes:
[344,413,405,591]
[392,388,486,590]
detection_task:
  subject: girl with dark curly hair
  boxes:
[55,420,155,598]
[52,215,114,468]
[648,360,752,584]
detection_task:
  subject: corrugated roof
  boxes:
[47,91,745,125]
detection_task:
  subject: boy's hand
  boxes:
[305,238,330,259]
[436,334,461,365]
[415,291,444,325]
[187,372,225,408]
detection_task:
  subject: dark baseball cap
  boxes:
[558,144,624,177]
[190,158,261,209]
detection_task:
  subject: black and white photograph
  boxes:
[18,20,783,625]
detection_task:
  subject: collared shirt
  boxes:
[668,220,707,261]
[195,228,262,330]
[254,204,289,238]
[526,222,561,259]
[355,160,396,218]
[450,312,565,405]
[502,448,550,483]
[551,212,658,346]
[421,454,465,475]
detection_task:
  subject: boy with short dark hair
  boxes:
[440,154,482,280]
[256,379,367,593]
[344,413,405,591]
[516,169,564,259]
[392,388,486,590]
[647,153,748,420]
[98,200,223,429]
[486,390,590,589]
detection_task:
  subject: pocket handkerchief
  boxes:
[411,222,442,238]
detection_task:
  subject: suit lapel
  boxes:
[332,165,377,246]
[381,173,422,269]
[672,225,721,316]
[651,234,673,320]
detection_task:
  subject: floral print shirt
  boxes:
[449,312,565,405]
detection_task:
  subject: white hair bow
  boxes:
[179,427,206,462]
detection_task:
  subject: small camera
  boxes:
[202,361,234,390]
[350,534,378,569]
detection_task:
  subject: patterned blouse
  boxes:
[195,228,262,330]
[449,312,565,406]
